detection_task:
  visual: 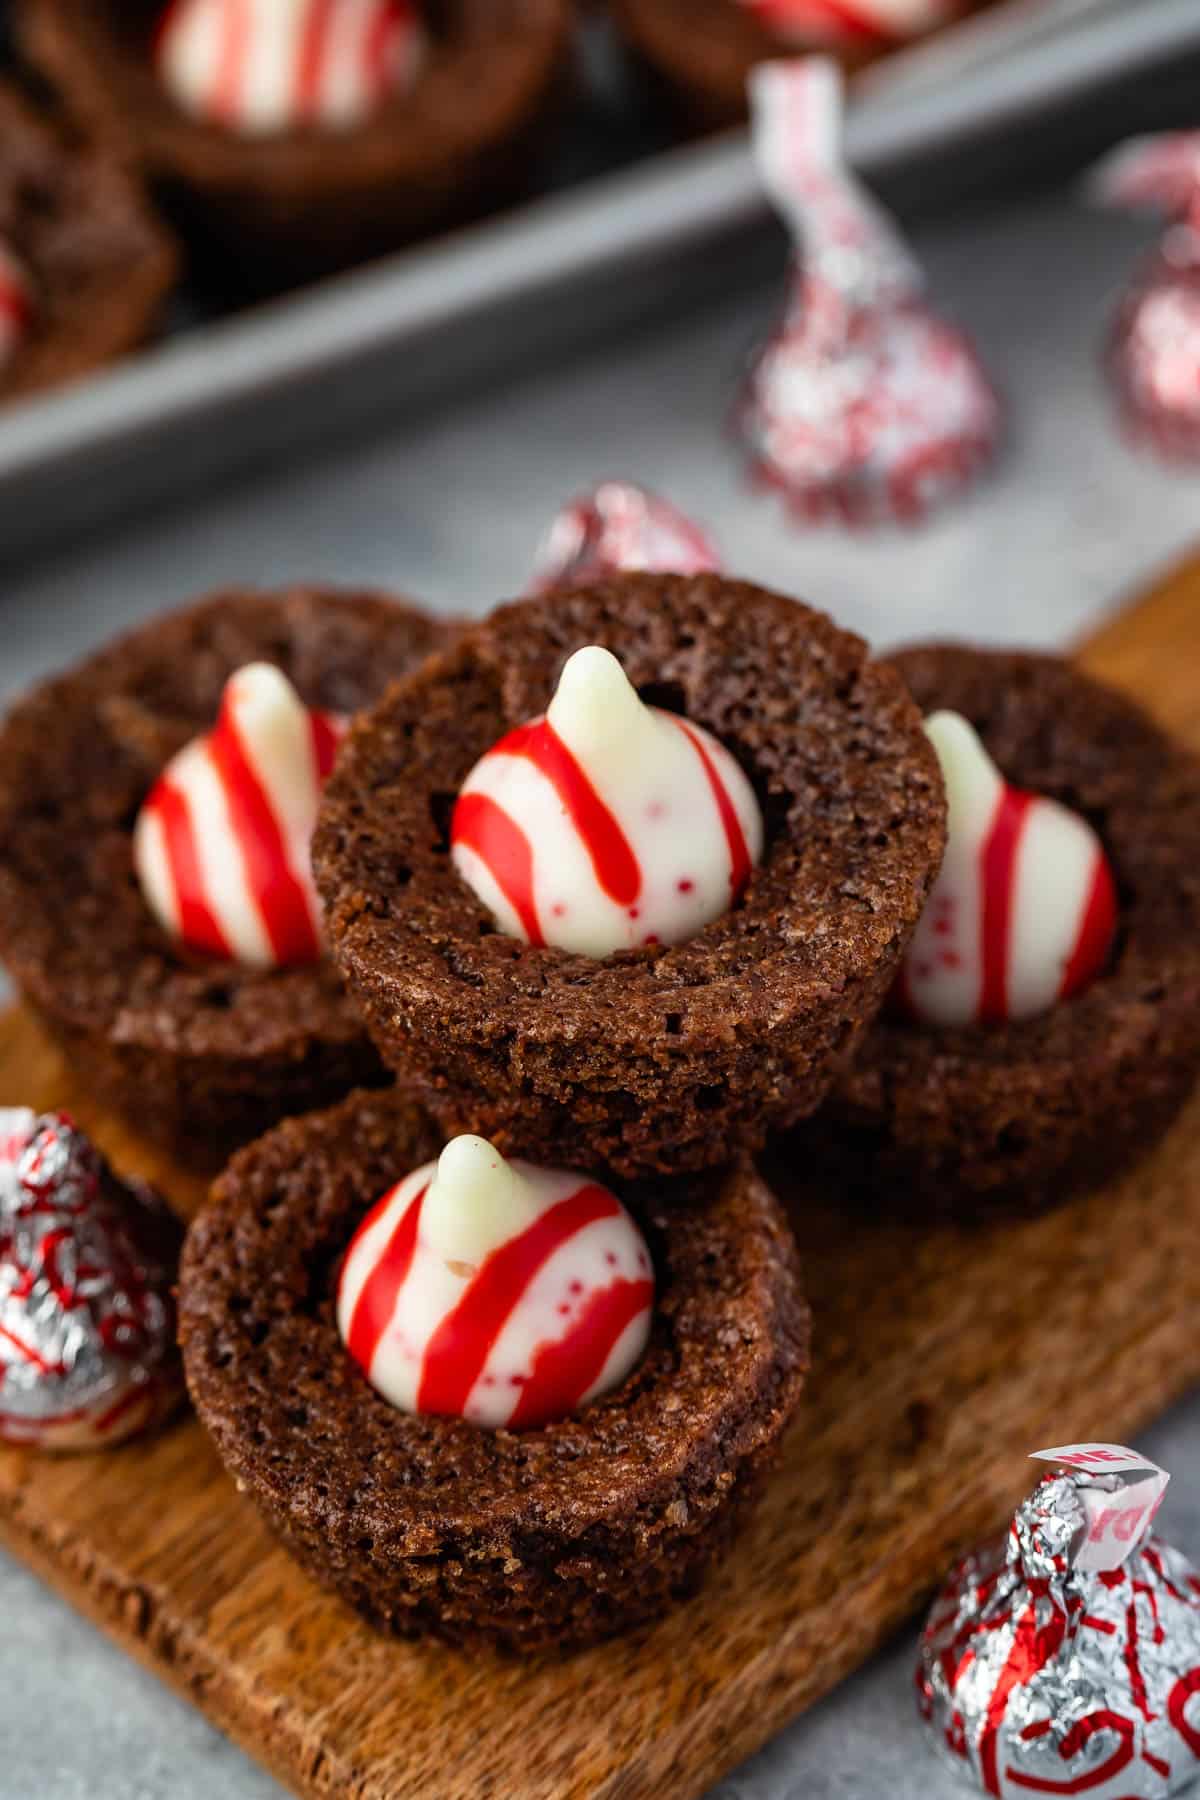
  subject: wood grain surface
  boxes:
[3,551,1200,1800]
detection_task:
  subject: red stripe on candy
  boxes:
[152,780,233,959]
[209,697,322,966]
[452,792,544,946]
[978,786,1032,1025]
[507,1276,653,1429]
[500,719,642,908]
[753,0,893,44]
[345,1181,427,1374]
[364,0,401,95]
[676,720,752,900]
[417,1184,620,1418]
[1059,849,1117,1003]
[296,0,336,118]
[215,0,251,126]
[309,710,341,781]
[0,1316,65,1376]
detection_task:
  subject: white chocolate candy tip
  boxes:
[925,711,1003,815]
[422,1135,538,1269]
[548,646,644,740]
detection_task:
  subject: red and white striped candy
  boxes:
[338,1135,654,1430]
[155,0,426,137]
[528,483,722,595]
[451,646,763,959]
[741,60,998,525]
[134,662,343,969]
[0,241,33,375]
[1091,133,1200,462]
[897,712,1117,1028]
[741,0,959,50]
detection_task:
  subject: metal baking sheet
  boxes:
[0,0,1197,563]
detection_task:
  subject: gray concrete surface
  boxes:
[1,179,1198,1798]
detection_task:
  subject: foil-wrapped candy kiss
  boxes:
[918,1442,1200,1798]
[0,1109,184,1451]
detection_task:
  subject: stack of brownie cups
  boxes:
[6,568,1200,1651]
[178,571,951,1650]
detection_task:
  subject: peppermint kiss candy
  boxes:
[156,0,426,137]
[898,712,1117,1028]
[0,1110,183,1450]
[338,1135,654,1430]
[918,1444,1200,1799]
[740,0,959,50]
[1092,134,1200,460]
[451,645,764,958]
[528,482,722,595]
[0,240,33,375]
[740,59,999,525]
[134,661,343,969]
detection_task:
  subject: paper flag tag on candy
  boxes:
[1029,1444,1170,1573]
[338,1135,655,1430]
[0,241,33,374]
[739,58,999,526]
[451,645,764,958]
[740,0,960,51]
[1091,132,1200,461]
[528,482,721,594]
[134,662,344,969]
[897,712,1117,1027]
[0,1110,183,1451]
[155,0,426,136]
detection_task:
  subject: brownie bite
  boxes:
[0,587,449,1170]
[178,1086,811,1651]
[313,572,947,1179]
[0,81,176,403]
[796,645,1200,1215]
[19,0,572,286]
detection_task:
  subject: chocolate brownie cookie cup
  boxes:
[178,1087,810,1650]
[610,0,987,131]
[0,587,448,1170]
[19,0,572,286]
[0,82,176,404]
[800,645,1200,1215]
[314,572,946,1179]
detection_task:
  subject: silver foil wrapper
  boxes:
[918,1446,1200,1798]
[529,482,721,592]
[1108,235,1200,460]
[0,1109,184,1450]
[741,58,999,525]
[1094,133,1200,460]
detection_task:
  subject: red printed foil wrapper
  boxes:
[740,59,999,525]
[0,1109,184,1450]
[918,1443,1200,1798]
[529,482,721,593]
[1093,134,1200,460]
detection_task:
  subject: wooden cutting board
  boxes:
[3,550,1200,1800]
